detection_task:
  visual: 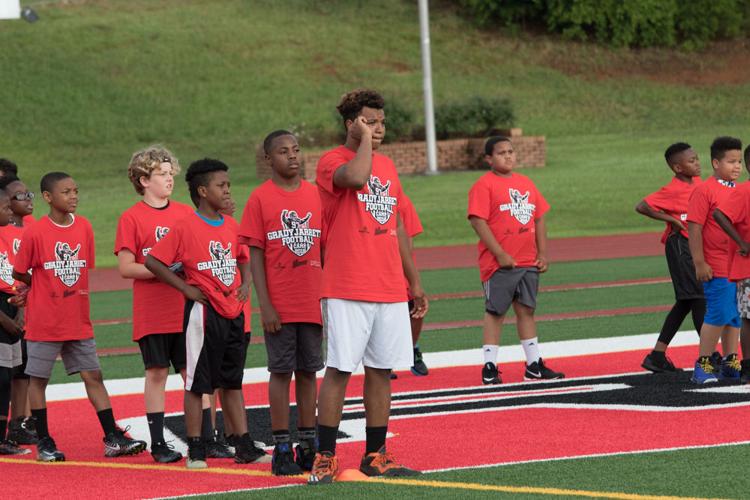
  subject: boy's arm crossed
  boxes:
[635,200,686,233]
[469,216,515,269]
[687,222,712,281]
[249,246,281,333]
[397,215,428,318]
[534,216,548,273]
[713,209,750,256]
[117,249,155,280]
[144,254,207,305]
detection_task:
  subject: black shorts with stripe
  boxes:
[138,332,186,373]
[183,300,248,395]
[665,232,704,301]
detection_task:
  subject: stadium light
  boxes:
[418,0,439,175]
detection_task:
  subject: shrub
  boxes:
[434,96,515,140]
[383,98,416,143]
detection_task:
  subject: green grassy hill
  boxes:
[2,0,750,265]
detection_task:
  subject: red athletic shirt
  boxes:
[14,215,95,341]
[398,194,422,295]
[239,179,322,325]
[687,176,736,278]
[149,213,249,320]
[114,200,194,341]
[316,146,407,303]
[717,181,750,281]
[468,172,549,281]
[0,221,31,295]
[643,176,702,244]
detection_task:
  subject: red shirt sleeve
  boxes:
[239,192,266,249]
[114,211,137,256]
[719,188,748,224]
[87,221,96,269]
[236,240,249,264]
[467,177,491,220]
[149,223,182,266]
[687,187,709,226]
[399,195,423,238]
[316,150,345,197]
[13,229,34,275]
[643,186,671,212]
[534,185,550,219]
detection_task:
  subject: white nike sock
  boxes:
[482,345,498,365]
[521,337,541,365]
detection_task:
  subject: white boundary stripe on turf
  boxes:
[45,330,699,402]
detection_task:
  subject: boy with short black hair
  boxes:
[114,146,195,463]
[0,159,18,178]
[687,136,743,384]
[636,143,705,372]
[12,172,146,462]
[240,130,323,476]
[468,136,564,385]
[146,158,266,469]
[713,143,750,383]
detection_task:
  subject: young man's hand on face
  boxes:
[349,116,373,141]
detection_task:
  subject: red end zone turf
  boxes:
[8,345,750,499]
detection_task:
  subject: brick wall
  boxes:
[255,129,545,182]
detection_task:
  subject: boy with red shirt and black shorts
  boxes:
[468,136,564,384]
[13,172,146,462]
[636,143,705,372]
[240,130,323,476]
[114,146,195,463]
[713,144,750,383]
[687,137,743,384]
[146,158,266,469]
[309,89,428,484]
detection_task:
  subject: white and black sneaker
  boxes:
[104,428,147,457]
[482,362,501,385]
[8,416,38,445]
[187,438,207,469]
[37,436,65,462]
[524,358,564,380]
[235,434,270,464]
[0,439,31,455]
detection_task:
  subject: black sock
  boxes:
[31,408,48,439]
[365,426,387,454]
[657,300,692,345]
[201,408,213,441]
[650,350,666,360]
[146,412,165,445]
[298,426,316,441]
[318,424,338,455]
[272,430,291,444]
[0,418,6,441]
[97,408,117,436]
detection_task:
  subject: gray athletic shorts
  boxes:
[25,338,101,379]
[0,340,21,369]
[264,322,324,374]
[483,267,539,316]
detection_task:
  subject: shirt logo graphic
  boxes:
[267,210,321,257]
[12,239,20,255]
[44,242,86,287]
[358,175,397,225]
[142,226,170,256]
[0,252,13,286]
[499,188,536,225]
[197,241,237,287]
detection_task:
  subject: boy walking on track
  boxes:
[308,89,428,485]
[636,143,705,372]
[240,130,323,476]
[468,136,564,385]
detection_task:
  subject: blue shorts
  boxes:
[702,278,740,328]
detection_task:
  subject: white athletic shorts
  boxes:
[323,298,412,372]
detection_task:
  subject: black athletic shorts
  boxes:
[665,232,704,301]
[183,300,248,395]
[138,332,187,373]
[264,323,323,373]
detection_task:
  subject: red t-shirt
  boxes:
[0,221,31,295]
[468,172,549,281]
[14,215,95,341]
[316,145,407,303]
[643,176,702,243]
[114,200,194,341]
[239,179,322,325]
[717,181,750,281]
[398,194,422,295]
[149,213,249,320]
[687,176,737,278]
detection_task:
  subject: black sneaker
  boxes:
[295,438,316,472]
[0,440,31,455]
[741,359,750,384]
[641,352,681,373]
[272,442,302,475]
[410,347,429,376]
[524,358,564,380]
[7,416,38,445]
[36,436,65,462]
[187,438,207,469]
[234,434,269,464]
[103,427,147,457]
[710,351,723,372]
[151,441,182,463]
[206,435,234,459]
[482,362,501,385]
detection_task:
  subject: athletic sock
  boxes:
[317,424,338,455]
[201,408,213,441]
[365,426,387,455]
[97,408,117,436]
[521,337,541,365]
[146,412,165,445]
[482,345,498,365]
[272,430,291,444]
[31,408,48,439]
[298,427,316,441]
[0,418,6,441]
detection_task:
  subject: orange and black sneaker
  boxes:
[359,446,421,477]
[307,451,338,485]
